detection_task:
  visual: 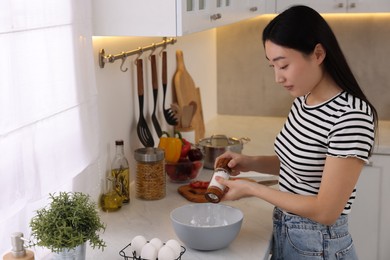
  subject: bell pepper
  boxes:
[180,137,192,159]
[158,131,182,163]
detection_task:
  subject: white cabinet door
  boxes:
[179,0,235,35]
[92,0,269,36]
[92,0,177,36]
[167,0,269,35]
[93,0,219,36]
[276,0,390,13]
[230,0,269,20]
[276,0,346,13]
[264,0,277,13]
[347,0,390,13]
[177,0,270,35]
[349,154,390,260]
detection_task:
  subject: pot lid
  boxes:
[199,134,242,147]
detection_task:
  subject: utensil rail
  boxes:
[98,37,177,70]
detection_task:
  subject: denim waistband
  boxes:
[273,207,348,229]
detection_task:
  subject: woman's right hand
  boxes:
[214,151,254,176]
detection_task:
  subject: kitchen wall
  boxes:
[80,30,217,193]
[76,13,390,199]
[217,14,390,119]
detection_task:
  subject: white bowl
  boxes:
[170,203,243,251]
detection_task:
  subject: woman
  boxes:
[216,5,377,260]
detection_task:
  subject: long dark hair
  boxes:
[262,5,378,131]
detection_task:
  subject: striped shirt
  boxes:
[274,91,375,214]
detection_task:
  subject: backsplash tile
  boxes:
[217,14,390,119]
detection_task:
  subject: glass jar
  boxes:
[205,158,232,203]
[134,147,165,200]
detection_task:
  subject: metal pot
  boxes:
[197,134,250,169]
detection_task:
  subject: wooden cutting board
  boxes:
[178,185,208,203]
[178,179,278,203]
[173,50,205,142]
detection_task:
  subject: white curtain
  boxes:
[0,0,99,254]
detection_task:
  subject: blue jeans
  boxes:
[271,207,358,260]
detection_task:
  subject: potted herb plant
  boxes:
[29,192,106,259]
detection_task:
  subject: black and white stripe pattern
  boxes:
[274,92,375,214]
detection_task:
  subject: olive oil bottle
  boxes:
[111,140,130,203]
[100,177,122,212]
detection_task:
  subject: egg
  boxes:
[140,243,158,260]
[157,245,176,260]
[165,239,181,258]
[150,237,163,251]
[131,235,147,256]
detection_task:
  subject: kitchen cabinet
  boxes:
[275,0,390,13]
[92,0,268,37]
[349,154,390,260]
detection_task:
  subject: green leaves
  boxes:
[29,192,106,253]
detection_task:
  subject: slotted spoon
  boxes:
[150,54,162,137]
[136,59,154,147]
[162,51,178,126]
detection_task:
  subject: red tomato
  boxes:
[200,181,209,189]
[189,181,209,189]
[190,181,201,189]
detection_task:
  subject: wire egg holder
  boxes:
[119,242,186,260]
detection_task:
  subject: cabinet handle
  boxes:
[249,6,258,12]
[349,2,356,8]
[210,13,222,20]
[337,2,344,8]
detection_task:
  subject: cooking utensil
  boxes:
[197,134,250,169]
[173,50,205,141]
[136,59,154,147]
[162,51,178,126]
[150,54,162,137]
[181,101,197,128]
[170,103,182,128]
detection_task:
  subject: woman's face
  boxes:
[265,40,325,98]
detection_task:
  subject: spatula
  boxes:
[170,103,182,129]
[181,101,197,128]
[136,59,154,147]
[150,54,162,137]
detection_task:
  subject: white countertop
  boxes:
[86,171,275,260]
[85,115,390,260]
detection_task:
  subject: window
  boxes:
[0,0,98,254]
